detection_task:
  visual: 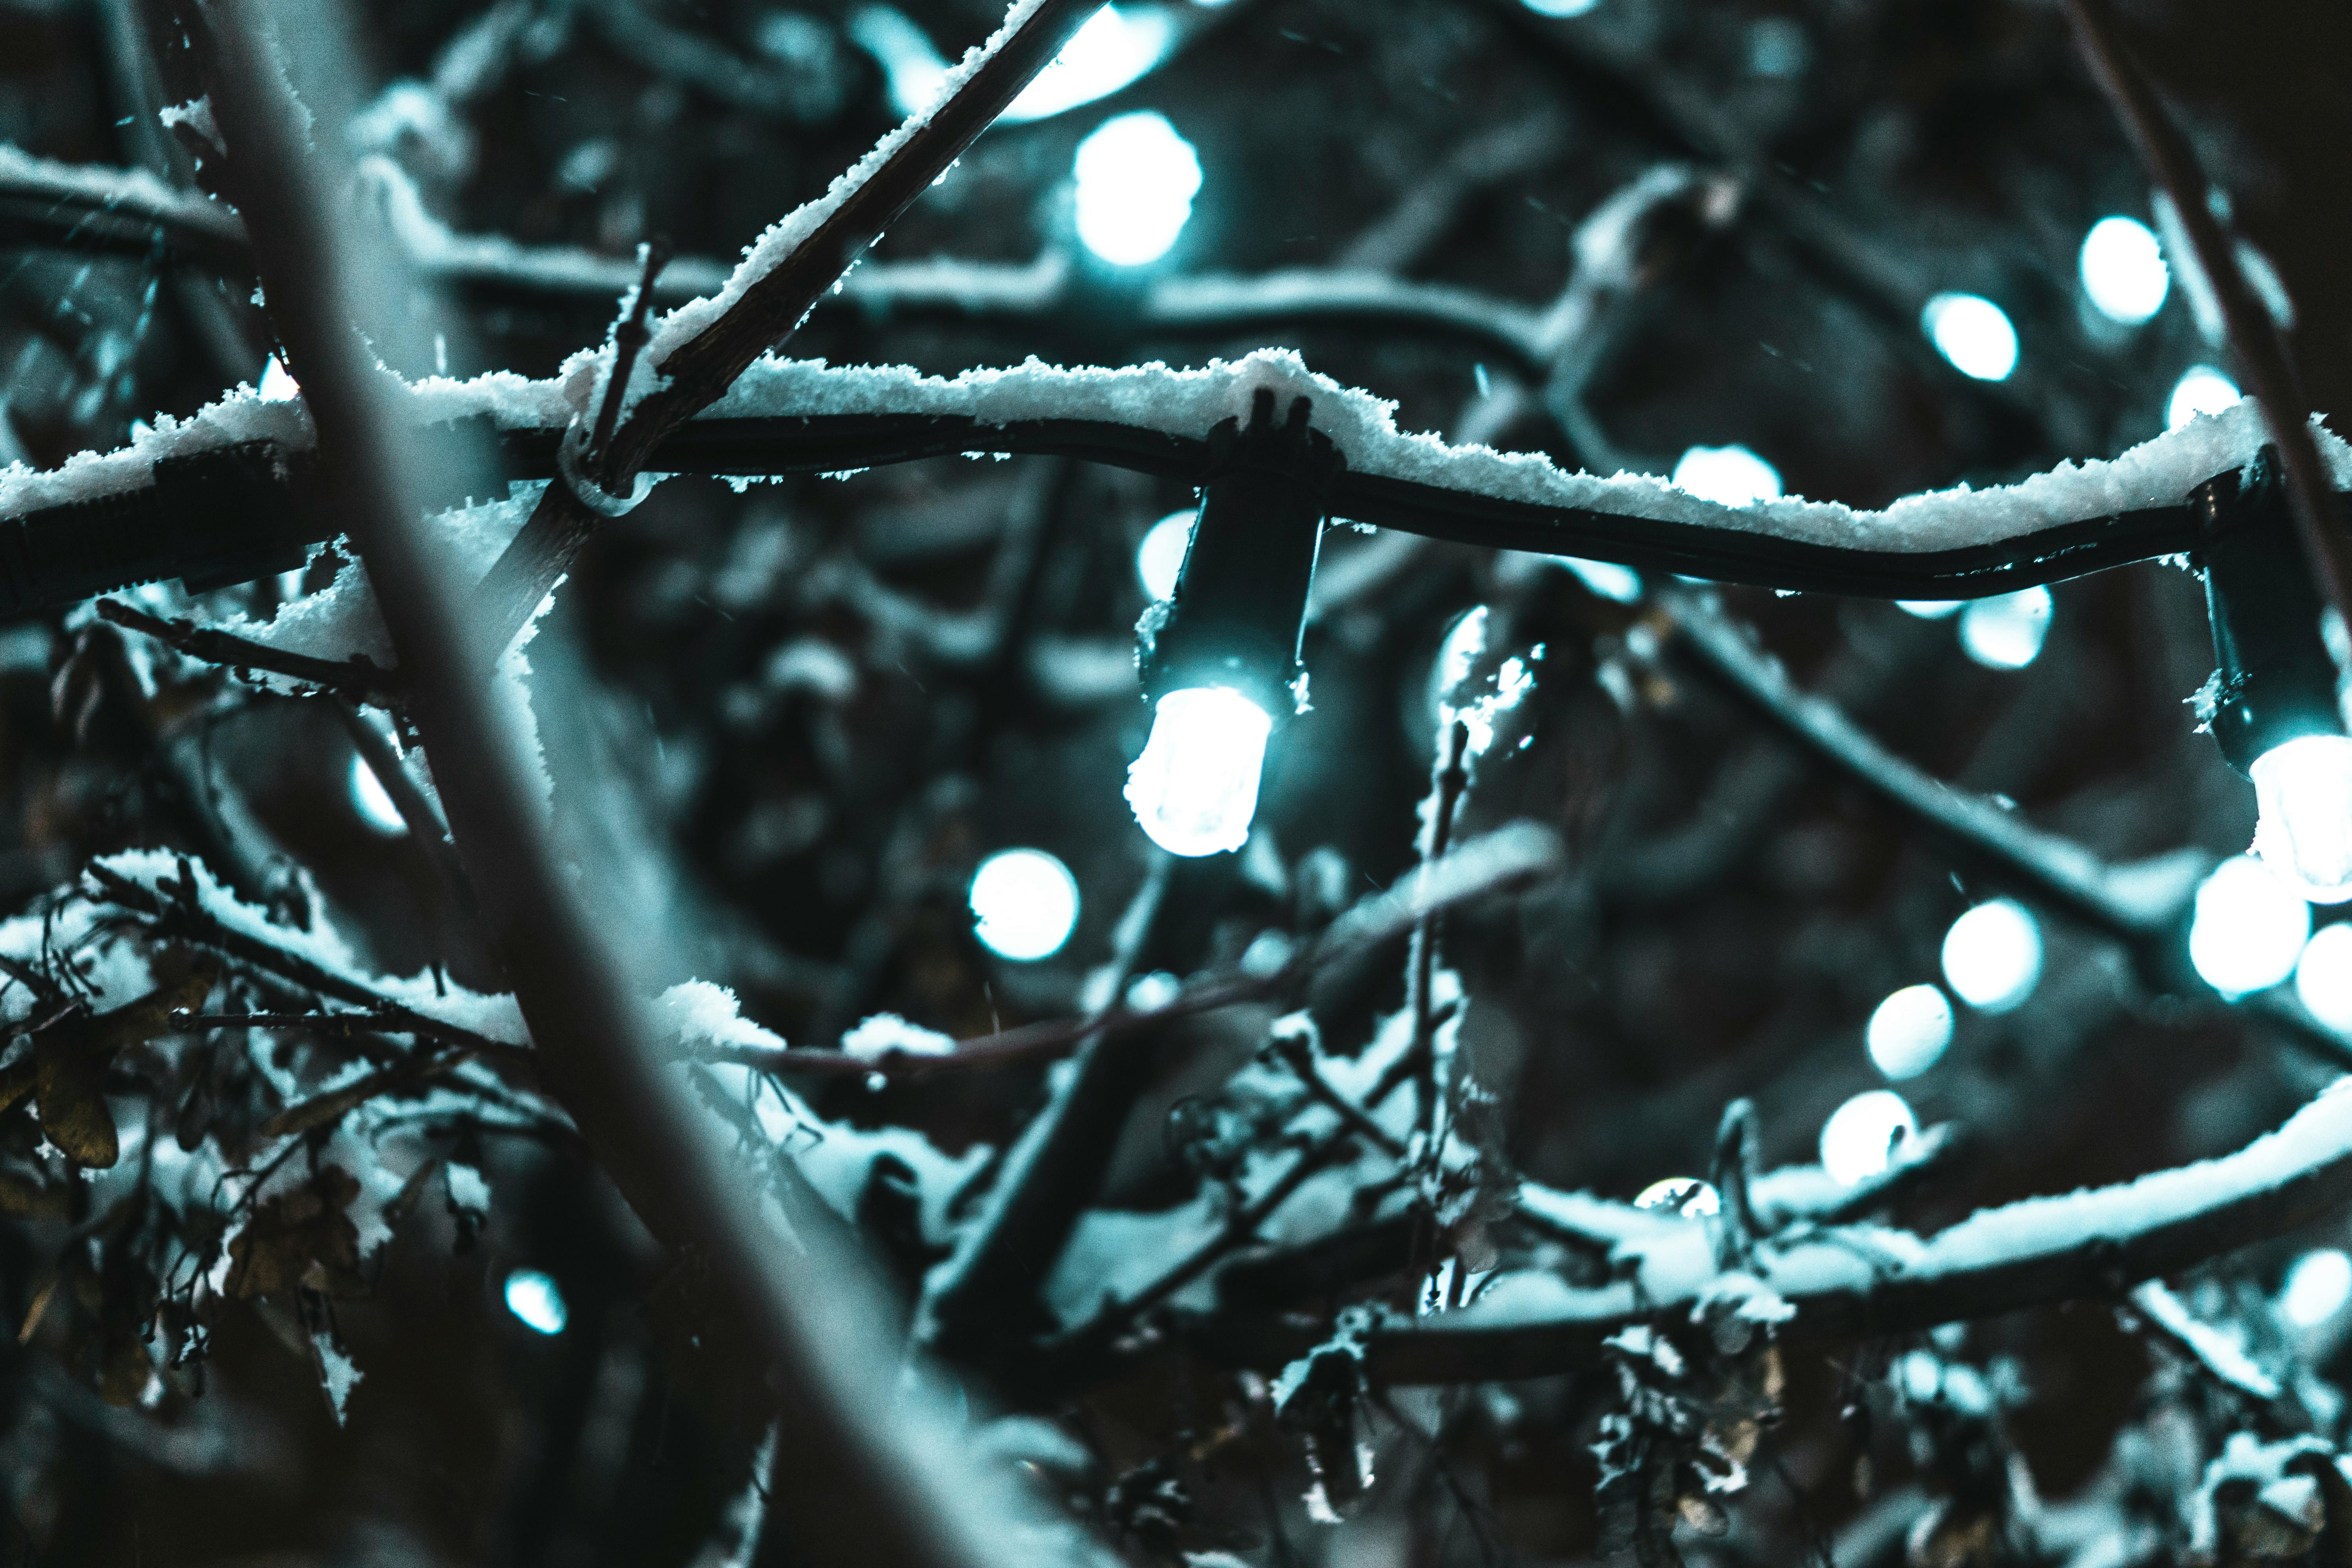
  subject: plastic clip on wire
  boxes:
[1125,389,1343,856]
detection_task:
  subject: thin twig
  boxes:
[97,598,399,701]
[1408,719,1472,1142]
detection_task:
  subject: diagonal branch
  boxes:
[468,0,1108,662]
[2062,0,2352,652]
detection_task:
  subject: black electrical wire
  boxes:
[0,409,2224,621]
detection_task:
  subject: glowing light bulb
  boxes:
[1137,510,1194,602]
[2250,735,2352,903]
[1820,1090,1916,1186]
[1521,0,1600,14]
[2281,1248,2352,1328]
[1897,600,1964,620]
[2189,854,2312,998]
[1670,444,1782,508]
[1564,558,1642,603]
[1940,899,2043,1013]
[2298,924,2352,1033]
[349,753,407,836]
[1634,1177,1719,1217]
[1960,586,2052,670]
[1865,984,1953,1080]
[1922,293,2018,382]
[1003,5,1177,123]
[1073,111,1202,267]
[503,1269,567,1334]
[2167,365,2242,431]
[968,848,1081,961]
[2079,216,2169,325]
[1125,687,1271,856]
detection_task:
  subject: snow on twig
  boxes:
[1363,1082,2352,1384]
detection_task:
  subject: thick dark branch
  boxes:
[2062,0,2352,645]
[190,7,1060,1566]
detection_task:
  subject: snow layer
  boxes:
[0,142,240,242]
[9,348,2331,562]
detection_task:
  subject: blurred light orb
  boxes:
[1923,293,2019,382]
[1074,111,1202,267]
[1634,1177,1720,1217]
[2281,1248,2352,1328]
[2297,924,2352,1033]
[1521,0,1601,14]
[1670,444,1783,508]
[350,754,408,836]
[504,1269,567,1334]
[1820,1090,1918,1186]
[1004,6,1178,123]
[1137,510,1194,601]
[1866,984,1954,1080]
[1897,599,1964,620]
[969,849,1081,961]
[2079,216,2170,325]
[2190,855,2312,998]
[2167,365,2243,431]
[1959,586,2053,670]
[1564,558,1643,603]
[2250,735,2352,903]
[846,6,946,117]
[1940,899,2043,1013]
[1125,686,1271,856]
[257,356,301,402]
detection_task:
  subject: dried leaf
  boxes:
[34,1027,117,1167]
[225,1164,367,1299]
[0,1169,68,1219]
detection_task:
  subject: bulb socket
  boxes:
[1138,388,1342,717]
[2197,445,2346,775]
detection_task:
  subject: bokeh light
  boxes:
[1940,900,2043,1013]
[1922,293,2019,382]
[2189,855,2312,998]
[1074,111,1202,267]
[969,848,1081,960]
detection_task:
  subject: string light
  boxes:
[2280,1249,2352,1328]
[1959,586,2052,669]
[2078,216,2169,325]
[1866,984,1953,1080]
[1074,112,1202,267]
[1137,510,1194,602]
[1940,900,2043,1013]
[2250,736,2352,902]
[503,1269,567,1334]
[1634,1178,1719,1217]
[1127,391,1336,855]
[1670,444,1782,508]
[2168,365,2241,430]
[969,848,1082,959]
[1125,688,1272,856]
[2188,855,2310,998]
[1922,293,2018,382]
[2298,924,2352,1033]
[1820,1090,1916,1186]
[1003,6,1178,123]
